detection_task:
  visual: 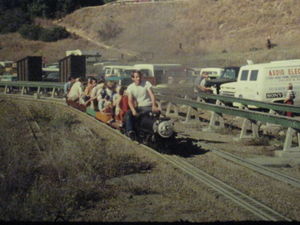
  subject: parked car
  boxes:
[206,67,240,94]
[199,67,224,80]
[42,71,60,82]
[0,74,17,81]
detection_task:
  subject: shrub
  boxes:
[98,20,122,41]
[103,0,116,3]
[38,28,56,42]
[19,24,41,40]
[18,24,69,42]
[39,26,69,42]
[245,137,270,146]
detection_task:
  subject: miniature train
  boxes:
[66,99,176,150]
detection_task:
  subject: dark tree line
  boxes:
[0,0,115,34]
[0,0,108,18]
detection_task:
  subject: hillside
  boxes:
[1,0,300,66]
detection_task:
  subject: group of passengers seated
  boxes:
[66,76,129,128]
[66,70,160,137]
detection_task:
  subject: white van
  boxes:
[220,59,300,107]
[133,64,186,85]
[103,65,135,77]
[200,68,224,80]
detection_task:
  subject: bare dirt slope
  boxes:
[54,0,300,66]
[1,0,300,66]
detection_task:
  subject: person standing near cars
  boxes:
[194,72,213,93]
[125,70,160,138]
[284,83,295,117]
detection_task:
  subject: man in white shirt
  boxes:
[125,70,159,138]
[194,72,213,93]
[67,77,83,102]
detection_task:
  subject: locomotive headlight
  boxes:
[157,121,174,138]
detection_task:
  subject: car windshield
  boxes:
[220,69,236,79]
[122,69,135,76]
[47,72,59,79]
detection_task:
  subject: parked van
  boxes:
[220,59,300,107]
[133,64,186,85]
[206,67,240,94]
[103,65,135,77]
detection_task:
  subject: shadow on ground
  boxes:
[154,137,209,157]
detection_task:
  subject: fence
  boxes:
[1,81,300,157]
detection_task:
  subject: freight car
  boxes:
[59,55,86,82]
[17,56,42,81]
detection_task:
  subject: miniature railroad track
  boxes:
[24,105,44,152]
[61,104,292,220]
[143,145,292,221]
[1,95,293,221]
[210,148,300,189]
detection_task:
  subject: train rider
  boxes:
[83,77,97,102]
[84,79,105,109]
[113,86,129,126]
[125,70,160,138]
[99,80,117,113]
[67,77,84,103]
[64,76,75,96]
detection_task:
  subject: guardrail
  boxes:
[155,88,300,114]
[1,81,300,157]
[154,88,300,157]
[0,81,64,98]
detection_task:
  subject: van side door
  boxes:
[247,69,259,99]
[239,69,259,100]
[237,70,249,98]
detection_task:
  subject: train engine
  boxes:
[133,111,175,148]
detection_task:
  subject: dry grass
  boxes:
[242,136,270,146]
[0,99,155,221]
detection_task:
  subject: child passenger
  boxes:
[84,80,105,109]
[114,86,129,124]
[83,77,96,102]
[98,81,116,113]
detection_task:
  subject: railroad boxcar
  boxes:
[59,55,86,82]
[17,56,42,81]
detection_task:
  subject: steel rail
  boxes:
[0,94,293,221]
[164,154,291,221]
[210,149,300,189]
[141,142,291,221]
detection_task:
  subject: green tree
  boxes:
[18,24,41,40]
[0,8,31,34]
[39,26,69,42]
